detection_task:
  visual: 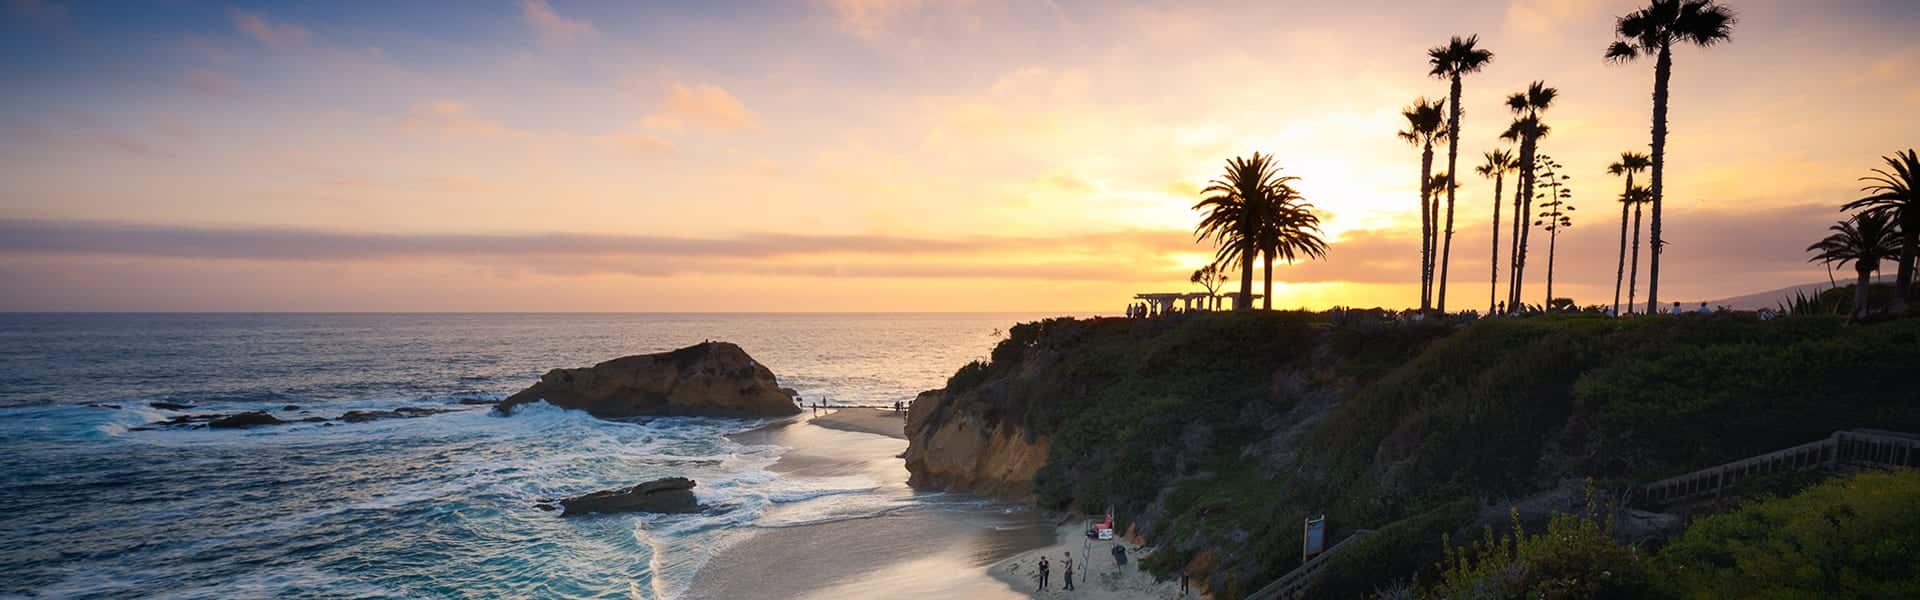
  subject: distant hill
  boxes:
[1708,275,1902,310]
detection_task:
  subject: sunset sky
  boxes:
[3,0,1918,312]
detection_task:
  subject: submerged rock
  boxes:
[496,341,801,419]
[338,407,455,423]
[149,401,193,411]
[554,477,701,516]
[209,411,285,428]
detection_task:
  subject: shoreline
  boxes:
[690,410,1058,599]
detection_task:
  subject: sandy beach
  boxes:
[692,410,1175,599]
[807,407,910,439]
[989,522,1188,600]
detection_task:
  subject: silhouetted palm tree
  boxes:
[1428,35,1494,315]
[1254,184,1329,309]
[1808,211,1901,318]
[1607,0,1736,315]
[1608,152,1652,315]
[1499,82,1556,311]
[1534,161,1574,308]
[1841,149,1918,314]
[1477,149,1518,315]
[1195,153,1290,310]
[1625,185,1652,312]
[1399,97,1447,312]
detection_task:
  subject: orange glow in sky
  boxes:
[2,0,1918,311]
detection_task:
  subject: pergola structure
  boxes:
[1132,292,1262,316]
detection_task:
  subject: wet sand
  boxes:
[695,413,1056,599]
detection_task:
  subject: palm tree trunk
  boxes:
[1512,137,1538,310]
[1613,174,1634,316]
[1545,226,1559,309]
[1263,251,1274,311]
[1508,162,1525,312]
[1894,216,1916,314]
[1628,203,1644,313]
[1490,172,1504,315]
[1646,43,1672,315]
[1237,239,1254,311]
[1419,145,1435,313]
[1439,75,1463,315]
[1855,263,1873,319]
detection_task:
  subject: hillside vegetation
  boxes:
[910,311,1920,598]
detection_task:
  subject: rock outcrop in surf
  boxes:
[549,477,701,516]
[497,341,801,419]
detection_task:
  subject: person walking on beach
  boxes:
[1062,551,1074,591]
[1036,555,1050,591]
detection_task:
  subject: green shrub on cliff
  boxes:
[1652,470,1920,599]
[931,311,1920,598]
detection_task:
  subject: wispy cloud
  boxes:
[521,0,596,45]
[0,218,1195,265]
[641,83,759,132]
[229,9,309,50]
[821,0,923,39]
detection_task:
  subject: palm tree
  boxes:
[1807,211,1901,318]
[1190,263,1229,311]
[1398,97,1447,312]
[1500,82,1557,311]
[1607,0,1736,316]
[1841,149,1919,314]
[1427,35,1494,315]
[1607,152,1652,315]
[1255,184,1329,309]
[1534,162,1574,309]
[1625,185,1652,312]
[1195,153,1290,310]
[1477,149,1518,315]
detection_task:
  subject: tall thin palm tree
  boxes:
[1625,185,1652,312]
[1428,35,1494,315]
[1500,82,1556,311]
[1841,149,1919,314]
[1607,152,1652,315]
[1477,149,1518,315]
[1807,211,1901,318]
[1195,153,1289,311]
[1255,184,1329,309]
[1399,97,1447,313]
[1607,0,1736,316]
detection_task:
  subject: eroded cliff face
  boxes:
[903,388,1050,500]
[497,341,801,419]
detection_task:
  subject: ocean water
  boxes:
[0,313,1053,599]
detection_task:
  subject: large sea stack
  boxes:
[497,341,801,419]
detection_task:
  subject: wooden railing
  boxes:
[1245,529,1372,600]
[1636,429,1920,507]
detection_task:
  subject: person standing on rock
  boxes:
[1036,555,1050,591]
[1062,551,1074,591]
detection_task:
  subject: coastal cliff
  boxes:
[498,341,800,418]
[903,312,1920,598]
[903,389,1050,499]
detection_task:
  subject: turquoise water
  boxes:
[0,313,1051,599]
